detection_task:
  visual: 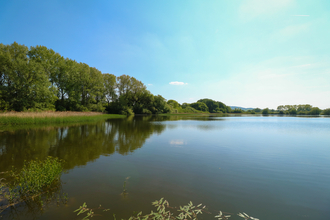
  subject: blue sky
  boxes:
[1,0,329,109]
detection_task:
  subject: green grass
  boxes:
[0,114,125,125]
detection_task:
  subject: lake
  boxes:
[0,115,329,220]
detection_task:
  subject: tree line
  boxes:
[0,42,171,114]
[1,42,328,115]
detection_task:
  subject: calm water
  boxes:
[0,115,329,220]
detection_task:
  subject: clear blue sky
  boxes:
[1,0,329,109]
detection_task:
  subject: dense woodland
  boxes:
[0,42,329,115]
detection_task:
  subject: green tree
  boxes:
[253,108,262,113]
[0,42,57,111]
[322,108,330,115]
[309,107,321,115]
[167,100,180,109]
[289,108,297,115]
[262,108,269,115]
[103,73,117,106]
[190,102,209,112]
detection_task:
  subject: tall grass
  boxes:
[0,111,125,125]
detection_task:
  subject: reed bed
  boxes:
[0,111,125,125]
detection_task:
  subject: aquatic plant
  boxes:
[75,198,259,220]
[0,157,63,213]
[122,177,130,195]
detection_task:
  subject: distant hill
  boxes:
[229,106,255,111]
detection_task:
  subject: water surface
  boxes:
[0,115,329,220]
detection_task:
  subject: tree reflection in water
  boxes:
[0,116,166,172]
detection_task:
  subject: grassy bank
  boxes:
[0,111,125,125]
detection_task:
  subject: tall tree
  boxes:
[103,73,117,106]
[0,42,57,111]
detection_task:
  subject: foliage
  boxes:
[276,104,323,115]
[322,108,330,115]
[197,98,229,113]
[0,42,171,115]
[232,108,243,113]
[309,107,322,115]
[261,108,269,115]
[190,102,209,112]
[0,42,57,111]
[288,108,297,115]
[75,198,259,220]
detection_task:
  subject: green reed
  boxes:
[0,114,125,125]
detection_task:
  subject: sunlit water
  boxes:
[0,115,329,220]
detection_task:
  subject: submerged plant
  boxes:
[121,177,130,196]
[0,157,63,214]
[75,198,260,220]
[75,198,207,220]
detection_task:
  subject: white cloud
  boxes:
[239,0,294,20]
[169,81,188,85]
[148,84,153,86]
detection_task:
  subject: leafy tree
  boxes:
[297,104,312,112]
[167,100,180,109]
[103,73,117,106]
[232,108,243,113]
[197,98,228,113]
[253,108,261,113]
[309,107,321,115]
[0,42,57,111]
[262,108,269,115]
[190,102,209,112]
[322,108,330,115]
[289,108,297,115]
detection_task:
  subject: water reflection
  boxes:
[0,117,166,172]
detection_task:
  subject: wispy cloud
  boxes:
[292,15,310,17]
[147,84,153,86]
[169,81,188,85]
